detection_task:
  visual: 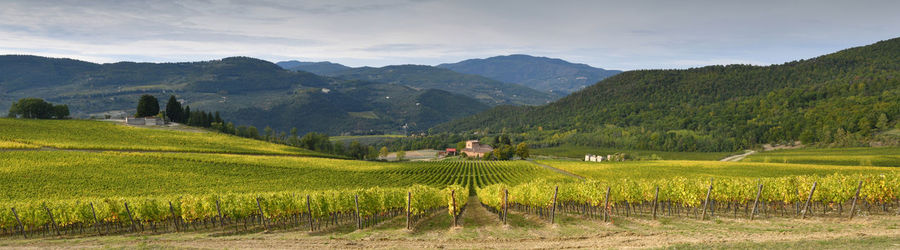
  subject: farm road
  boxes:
[526,159,585,180]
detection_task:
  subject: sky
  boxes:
[0,0,898,70]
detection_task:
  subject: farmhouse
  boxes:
[125,116,165,126]
[462,140,493,158]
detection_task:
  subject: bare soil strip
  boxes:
[527,159,586,180]
[720,150,757,162]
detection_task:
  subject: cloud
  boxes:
[0,0,898,69]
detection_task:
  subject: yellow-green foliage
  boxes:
[0,151,570,202]
[742,147,900,167]
[0,140,39,149]
[0,185,466,231]
[0,118,320,155]
[478,173,900,210]
[536,159,897,180]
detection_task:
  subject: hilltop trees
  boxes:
[135,94,160,117]
[165,95,183,123]
[7,98,69,119]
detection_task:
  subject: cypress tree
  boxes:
[165,95,183,123]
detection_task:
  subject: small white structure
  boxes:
[125,116,165,125]
[584,154,604,162]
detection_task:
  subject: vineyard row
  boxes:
[0,185,468,239]
[479,173,900,223]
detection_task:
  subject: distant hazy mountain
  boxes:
[324,65,560,106]
[276,60,351,75]
[438,54,621,94]
[0,56,487,134]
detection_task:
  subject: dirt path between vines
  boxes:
[8,215,900,249]
[720,150,757,162]
[527,159,586,180]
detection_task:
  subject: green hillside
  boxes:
[326,65,560,105]
[276,60,352,75]
[0,56,489,134]
[438,54,621,94]
[0,118,322,156]
[434,38,900,152]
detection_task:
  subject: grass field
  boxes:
[0,118,323,156]
[742,147,900,167]
[536,159,898,181]
[532,144,736,161]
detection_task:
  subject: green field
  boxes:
[0,118,323,156]
[532,144,736,161]
[742,147,900,167]
[536,159,898,181]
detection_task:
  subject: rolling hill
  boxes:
[433,38,900,151]
[324,65,560,105]
[437,54,621,94]
[0,56,488,134]
[276,60,352,75]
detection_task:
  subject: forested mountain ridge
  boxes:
[438,54,621,94]
[276,60,352,75]
[433,38,900,151]
[323,65,560,105]
[0,56,488,135]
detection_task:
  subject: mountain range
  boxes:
[2,53,610,135]
[0,56,488,134]
[437,54,621,94]
[433,37,900,151]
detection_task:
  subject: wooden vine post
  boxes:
[801,182,817,219]
[503,189,509,224]
[168,201,179,232]
[90,202,101,234]
[701,180,713,220]
[256,197,268,231]
[551,186,559,224]
[124,202,137,232]
[849,181,863,219]
[215,200,224,228]
[751,184,763,220]
[306,195,313,231]
[406,192,412,230]
[451,189,458,227]
[603,186,611,222]
[11,208,26,238]
[652,186,660,219]
[44,205,60,236]
[354,195,361,229]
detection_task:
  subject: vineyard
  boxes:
[0,149,564,238]
[741,147,900,167]
[479,173,900,223]
[2,119,900,243]
[0,185,468,238]
[535,159,898,180]
[0,118,321,156]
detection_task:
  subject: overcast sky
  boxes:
[0,0,898,70]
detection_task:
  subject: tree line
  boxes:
[7,98,69,119]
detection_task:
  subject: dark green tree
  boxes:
[7,98,54,119]
[164,95,183,123]
[135,94,160,117]
[182,106,191,124]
